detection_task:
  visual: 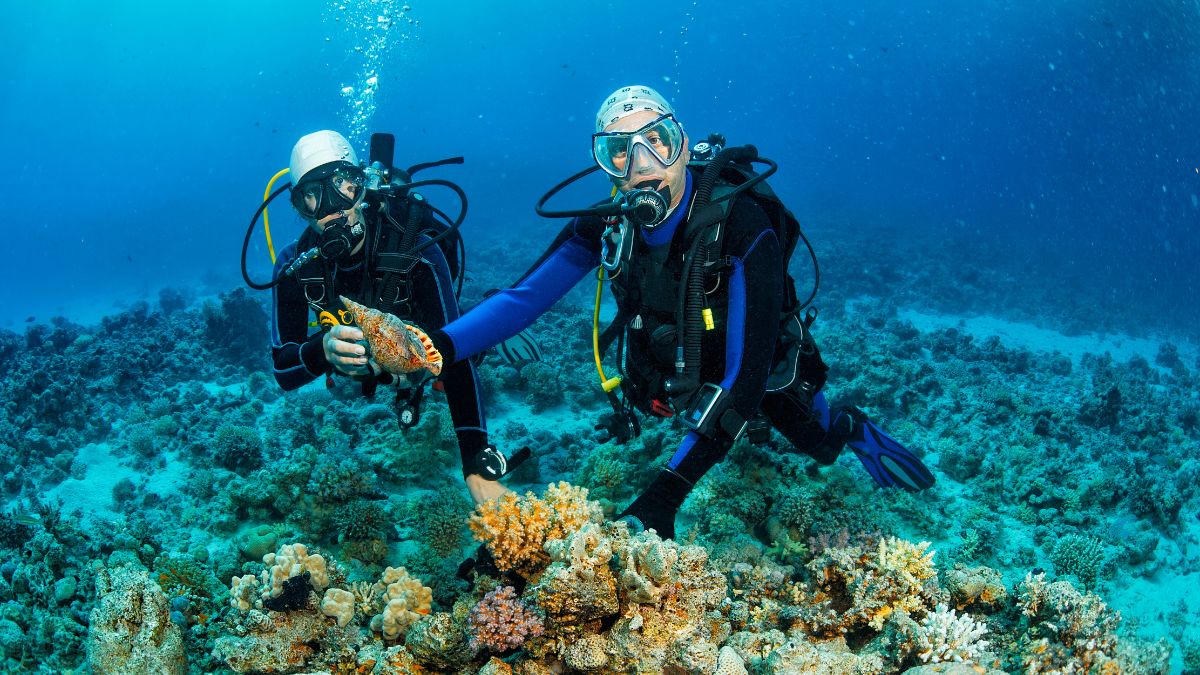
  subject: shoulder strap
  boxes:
[373,195,430,310]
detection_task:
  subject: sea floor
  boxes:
[1,238,1197,672]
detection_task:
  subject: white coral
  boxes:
[368,566,432,640]
[915,603,991,664]
[229,574,260,611]
[545,521,614,580]
[321,588,356,627]
[260,543,329,600]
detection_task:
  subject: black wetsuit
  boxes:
[428,169,800,536]
[270,200,490,476]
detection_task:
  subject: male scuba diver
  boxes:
[422,86,935,537]
[257,130,519,505]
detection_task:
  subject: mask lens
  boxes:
[331,167,364,202]
[593,134,632,177]
[292,181,324,217]
[644,117,682,165]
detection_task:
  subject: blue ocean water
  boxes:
[3,0,1197,337]
[3,1,1200,673]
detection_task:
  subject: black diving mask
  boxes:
[291,164,366,221]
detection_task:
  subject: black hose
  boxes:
[407,156,464,176]
[397,178,468,229]
[374,178,471,268]
[398,194,424,263]
[455,229,466,300]
[694,145,759,208]
[537,165,627,219]
[794,229,820,311]
[241,183,293,291]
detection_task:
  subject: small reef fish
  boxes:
[10,511,42,527]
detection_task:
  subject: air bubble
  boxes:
[330,0,418,147]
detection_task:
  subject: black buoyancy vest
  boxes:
[294,195,444,323]
[608,193,734,407]
[606,165,818,406]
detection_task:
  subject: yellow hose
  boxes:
[262,168,291,265]
[593,267,622,392]
[594,189,623,392]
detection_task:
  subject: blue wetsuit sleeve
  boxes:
[270,242,330,390]
[431,221,599,364]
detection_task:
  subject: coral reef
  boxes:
[911,603,991,664]
[0,240,1194,672]
[369,565,434,640]
[88,564,186,675]
[468,585,545,651]
[795,536,940,636]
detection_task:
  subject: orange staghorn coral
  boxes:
[340,296,442,376]
[468,482,603,578]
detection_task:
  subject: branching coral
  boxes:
[1049,533,1106,589]
[913,603,992,664]
[306,455,380,505]
[794,535,940,636]
[331,500,389,543]
[410,487,470,557]
[212,424,263,472]
[1016,572,1123,672]
[468,585,545,652]
[152,554,221,605]
[468,482,602,577]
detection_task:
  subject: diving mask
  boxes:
[592,114,684,179]
[290,163,366,220]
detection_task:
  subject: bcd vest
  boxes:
[294,194,458,327]
[606,174,828,410]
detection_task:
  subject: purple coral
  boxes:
[468,585,544,652]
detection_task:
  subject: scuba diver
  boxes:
[425,85,936,536]
[243,129,524,505]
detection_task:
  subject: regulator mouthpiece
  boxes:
[625,188,668,227]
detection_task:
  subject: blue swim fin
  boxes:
[814,394,935,491]
[496,329,543,367]
[841,407,935,491]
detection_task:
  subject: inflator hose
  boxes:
[672,145,760,395]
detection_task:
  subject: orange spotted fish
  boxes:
[339,296,443,377]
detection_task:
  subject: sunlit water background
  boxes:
[2,0,1196,340]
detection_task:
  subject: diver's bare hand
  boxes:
[323,325,372,376]
[465,474,513,506]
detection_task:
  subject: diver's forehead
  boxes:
[605,110,662,134]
